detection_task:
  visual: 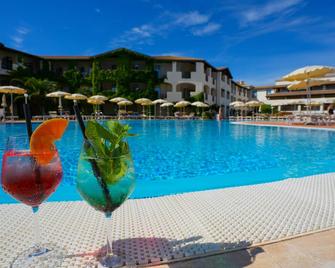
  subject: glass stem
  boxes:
[32,206,42,249]
[105,212,113,257]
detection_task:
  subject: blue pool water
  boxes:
[1,120,335,204]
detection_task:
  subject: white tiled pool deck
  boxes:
[0,173,334,267]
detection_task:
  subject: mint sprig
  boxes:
[84,120,135,184]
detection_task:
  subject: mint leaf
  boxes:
[84,120,136,185]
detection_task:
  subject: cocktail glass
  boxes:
[76,140,135,267]
[1,135,66,267]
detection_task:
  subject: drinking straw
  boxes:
[23,94,33,140]
[73,100,86,138]
[73,101,113,210]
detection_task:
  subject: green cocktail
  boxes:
[76,120,135,267]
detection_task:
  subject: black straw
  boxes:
[73,101,86,139]
[73,101,114,211]
[23,94,33,140]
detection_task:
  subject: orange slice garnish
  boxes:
[30,118,69,165]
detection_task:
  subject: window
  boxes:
[211,88,215,96]
[221,89,225,97]
[251,90,257,98]
[266,89,272,95]
[221,75,226,82]
[226,91,230,99]
[1,57,13,70]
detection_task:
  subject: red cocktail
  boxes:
[2,150,62,206]
[1,119,68,268]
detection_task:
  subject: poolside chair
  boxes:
[49,111,58,118]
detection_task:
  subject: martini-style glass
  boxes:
[76,140,135,267]
[1,135,66,267]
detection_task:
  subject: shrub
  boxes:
[202,111,216,119]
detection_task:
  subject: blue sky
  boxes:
[0,0,334,85]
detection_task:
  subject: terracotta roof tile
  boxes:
[40,55,91,60]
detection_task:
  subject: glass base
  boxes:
[98,255,122,268]
[11,243,66,268]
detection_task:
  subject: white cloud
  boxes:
[95,8,101,13]
[16,27,30,35]
[110,10,216,47]
[192,23,221,36]
[174,11,209,27]
[131,24,154,38]
[10,26,30,48]
[239,0,303,24]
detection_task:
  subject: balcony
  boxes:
[267,89,335,99]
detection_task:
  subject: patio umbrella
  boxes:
[192,101,209,115]
[160,102,174,116]
[245,100,262,107]
[65,93,87,102]
[117,100,133,114]
[135,98,152,115]
[87,98,105,113]
[174,101,191,108]
[109,97,129,116]
[152,99,167,116]
[229,101,244,107]
[141,100,154,117]
[174,101,191,115]
[0,86,27,120]
[110,97,128,103]
[65,94,87,123]
[246,100,262,115]
[46,91,70,115]
[1,94,7,108]
[135,98,151,104]
[281,66,335,113]
[281,66,335,81]
[89,95,108,101]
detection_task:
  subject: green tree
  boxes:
[63,67,83,92]
[186,92,204,102]
[260,104,272,114]
[90,60,104,95]
[24,77,57,114]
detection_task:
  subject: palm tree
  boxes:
[24,77,57,114]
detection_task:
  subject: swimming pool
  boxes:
[1,120,335,203]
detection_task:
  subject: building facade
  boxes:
[0,43,252,116]
[252,81,335,113]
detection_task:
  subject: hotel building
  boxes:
[0,43,252,116]
[252,79,335,113]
